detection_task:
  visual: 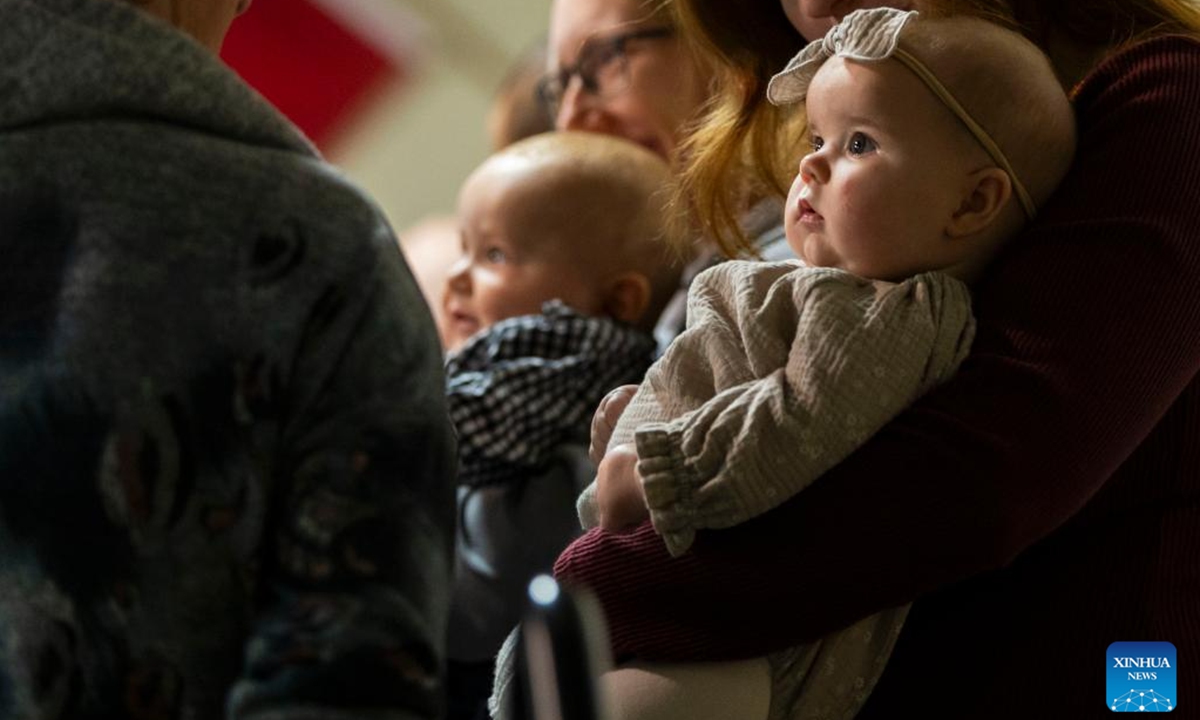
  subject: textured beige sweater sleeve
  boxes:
[634,261,975,556]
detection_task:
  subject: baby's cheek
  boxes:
[836,177,878,232]
[784,178,805,218]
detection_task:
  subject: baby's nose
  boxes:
[445,257,471,292]
[798,153,826,185]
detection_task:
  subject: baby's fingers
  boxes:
[589,384,639,465]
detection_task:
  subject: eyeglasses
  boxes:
[536,25,675,115]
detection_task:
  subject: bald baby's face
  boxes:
[440,161,620,350]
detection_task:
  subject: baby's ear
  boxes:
[946,167,1013,238]
[604,272,652,326]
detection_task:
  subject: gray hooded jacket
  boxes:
[0,0,455,717]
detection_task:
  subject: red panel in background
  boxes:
[221,0,402,149]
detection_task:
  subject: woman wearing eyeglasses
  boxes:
[546,0,717,354]
[544,0,834,351]
[545,0,702,164]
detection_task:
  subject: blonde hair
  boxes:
[480,131,685,328]
[674,0,1200,257]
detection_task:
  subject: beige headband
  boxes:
[767,8,1036,219]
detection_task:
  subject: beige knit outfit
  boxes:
[578,260,975,720]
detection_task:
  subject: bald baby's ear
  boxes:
[946,167,1013,238]
[604,272,652,327]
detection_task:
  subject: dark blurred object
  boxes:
[0,188,75,362]
[507,575,609,720]
[447,657,494,720]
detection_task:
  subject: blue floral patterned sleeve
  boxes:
[226,225,457,719]
[0,193,456,720]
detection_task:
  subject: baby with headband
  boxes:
[511,8,1078,720]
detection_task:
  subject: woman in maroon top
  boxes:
[553,1,1200,716]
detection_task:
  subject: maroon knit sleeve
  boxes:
[554,36,1200,662]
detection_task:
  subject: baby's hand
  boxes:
[596,443,648,532]
[589,384,639,466]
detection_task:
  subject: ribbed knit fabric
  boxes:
[553,35,1200,719]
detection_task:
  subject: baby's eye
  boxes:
[809,135,824,152]
[847,132,877,156]
[485,247,507,264]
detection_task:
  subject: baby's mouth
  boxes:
[443,302,478,332]
[797,184,822,219]
[799,198,822,222]
[450,309,477,326]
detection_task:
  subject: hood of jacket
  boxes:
[0,0,312,156]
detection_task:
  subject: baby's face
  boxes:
[784,56,983,281]
[442,164,608,351]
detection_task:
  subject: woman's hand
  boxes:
[590,384,639,465]
[596,443,649,531]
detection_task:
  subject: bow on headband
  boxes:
[767,8,1037,219]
